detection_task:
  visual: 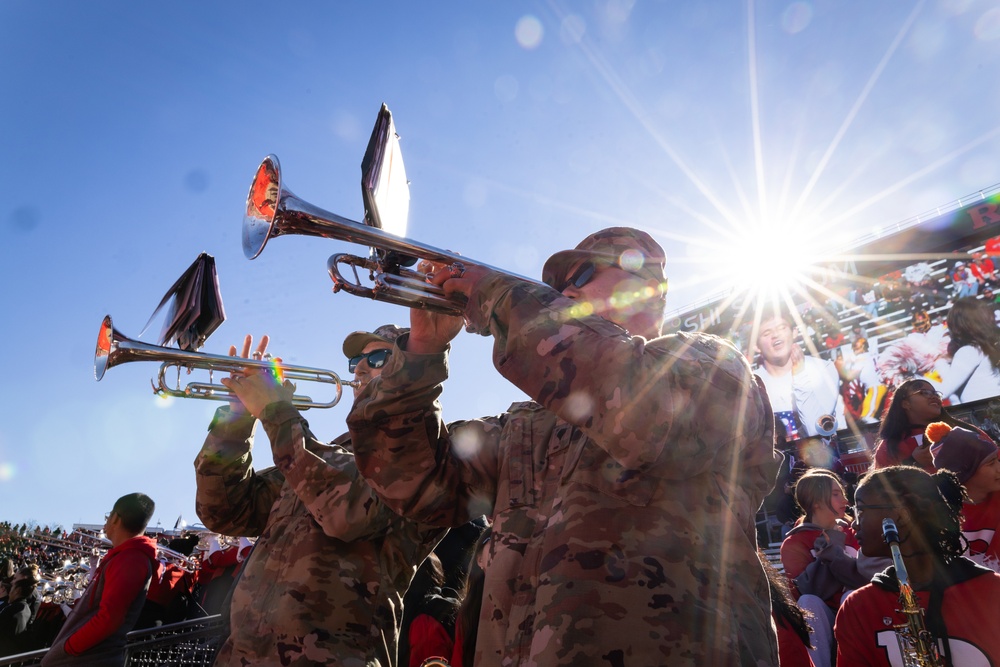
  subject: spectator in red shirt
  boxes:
[40,493,157,667]
[836,466,1000,666]
[781,469,869,667]
[929,422,1000,571]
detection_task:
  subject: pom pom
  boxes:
[925,421,953,444]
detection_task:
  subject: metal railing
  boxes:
[0,615,227,667]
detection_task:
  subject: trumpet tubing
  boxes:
[95,315,358,409]
[243,154,539,315]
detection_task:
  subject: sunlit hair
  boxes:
[760,550,813,649]
[877,379,971,461]
[947,297,1000,367]
[794,468,846,524]
[17,564,40,585]
[856,466,967,564]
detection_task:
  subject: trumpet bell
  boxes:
[94,314,358,409]
[95,314,116,381]
[243,155,282,260]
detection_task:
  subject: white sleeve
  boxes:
[793,358,844,436]
[931,346,981,399]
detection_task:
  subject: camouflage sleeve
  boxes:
[465,272,769,477]
[348,340,501,527]
[256,400,402,542]
[193,406,284,536]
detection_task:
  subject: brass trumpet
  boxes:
[242,105,538,315]
[95,315,358,409]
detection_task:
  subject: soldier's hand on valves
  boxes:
[221,334,273,416]
[407,260,477,354]
[220,371,294,420]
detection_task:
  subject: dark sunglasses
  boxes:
[557,261,600,292]
[348,348,392,373]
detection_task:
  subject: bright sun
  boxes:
[716,219,828,305]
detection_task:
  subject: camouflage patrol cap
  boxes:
[542,227,667,291]
[342,324,409,359]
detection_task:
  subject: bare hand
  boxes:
[911,441,934,468]
[407,260,483,353]
[223,334,270,414]
[220,372,295,419]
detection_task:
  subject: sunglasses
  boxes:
[556,261,601,292]
[906,387,942,399]
[348,348,392,373]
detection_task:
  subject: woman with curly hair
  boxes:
[872,378,976,473]
[835,466,1000,666]
[933,297,1000,403]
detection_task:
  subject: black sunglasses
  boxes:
[557,261,600,292]
[348,348,392,373]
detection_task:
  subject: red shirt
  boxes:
[835,573,1000,666]
[775,614,815,667]
[962,492,1000,572]
[780,524,861,607]
[873,428,936,474]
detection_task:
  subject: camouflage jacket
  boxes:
[194,402,446,667]
[348,274,781,667]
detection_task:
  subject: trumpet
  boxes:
[95,315,358,409]
[242,105,539,315]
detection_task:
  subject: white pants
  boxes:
[798,594,836,667]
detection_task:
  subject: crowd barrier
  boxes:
[0,614,227,667]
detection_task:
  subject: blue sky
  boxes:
[2,1,999,531]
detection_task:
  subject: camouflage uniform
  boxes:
[195,402,446,667]
[348,270,781,666]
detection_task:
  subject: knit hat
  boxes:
[342,324,409,359]
[541,227,667,291]
[927,422,998,484]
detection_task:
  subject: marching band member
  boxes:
[348,228,781,666]
[196,325,446,667]
[835,466,1000,665]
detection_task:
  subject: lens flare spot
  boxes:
[565,391,594,421]
[568,301,595,319]
[619,249,645,273]
[515,15,544,49]
[453,429,484,460]
[155,394,174,408]
[798,438,836,469]
[781,2,813,34]
[0,462,14,482]
[975,9,1000,40]
[494,75,519,103]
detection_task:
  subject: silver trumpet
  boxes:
[242,105,538,316]
[95,315,358,409]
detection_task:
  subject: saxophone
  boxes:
[881,518,945,667]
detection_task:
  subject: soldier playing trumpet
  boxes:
[195,325,446,667]
[347,227,781,666]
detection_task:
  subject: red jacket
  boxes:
[65,536,157,655]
